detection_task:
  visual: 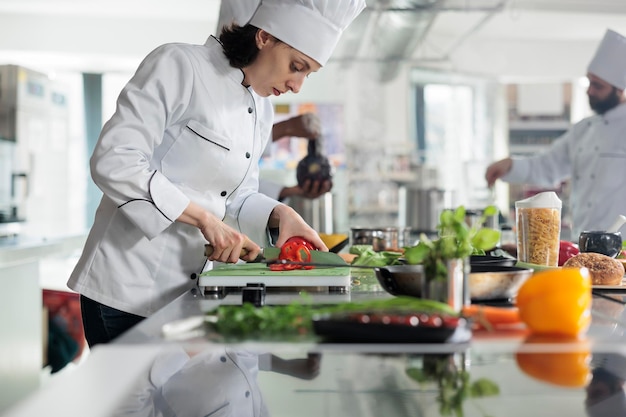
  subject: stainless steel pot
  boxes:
[405,187,453,233]
[350,227,413,251]
[289,193,334,234]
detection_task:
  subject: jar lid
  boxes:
[515,191,562,209]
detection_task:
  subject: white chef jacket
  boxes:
[258,180,284,201]
[113,347,270,417]
[68,36,280,316]
[504,102,626,240]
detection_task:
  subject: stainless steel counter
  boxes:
[6,274,626,417]
[0,233,86,266]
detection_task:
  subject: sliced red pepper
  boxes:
[269,236,315,271]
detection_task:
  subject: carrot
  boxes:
[461,304,523,331]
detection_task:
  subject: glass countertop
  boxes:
[109,275,626,417]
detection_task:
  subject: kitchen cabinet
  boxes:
[0,65,75,238]
[508,119,570,155]
[506,83,572,157]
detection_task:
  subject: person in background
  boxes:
[485,29,626,240]
[262,112,332,202]
[68,0,366,347]
[217,0,332,204]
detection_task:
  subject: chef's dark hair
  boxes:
[221,24,273,68]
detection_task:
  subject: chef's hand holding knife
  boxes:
[177,201,262,264]
[179,201,327,264]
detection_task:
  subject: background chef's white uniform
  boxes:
[504,103,626,239]
[68,37,279,317]
[503,29,626,240]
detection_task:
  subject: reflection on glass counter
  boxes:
[112,347,321,417]
[112,344,626,417]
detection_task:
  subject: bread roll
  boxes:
[563,252,625,285]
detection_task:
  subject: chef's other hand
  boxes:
[278,179,332,201]
[177,202,261,263]
[485,157,513,187]
[269,204,328,251]
[272,113,321,141]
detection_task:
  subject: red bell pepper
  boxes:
[558,240,580,266]
[269,237,315,271]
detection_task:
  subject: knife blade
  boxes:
[204,244,279,262]
[203,244,350,266]
[265,259,381,269]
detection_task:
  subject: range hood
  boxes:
[332,0,508,82]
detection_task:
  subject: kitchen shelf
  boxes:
[508,120,571,131]
[509,145,557,155]
[344,142,418,226]
[505,82,573,237]
[348,204,399,215]
[349,172,416,183]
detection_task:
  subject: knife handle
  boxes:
[204,244,250,259]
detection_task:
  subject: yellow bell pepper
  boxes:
[515,267,591,337]
[319,233,348,251]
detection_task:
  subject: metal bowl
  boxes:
[375,263,533,301]
[374,265,424,297]
[469,265,534,301]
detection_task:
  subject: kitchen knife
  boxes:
[265,259,383,269]
[204,244,347,265]
[204,244,279,262]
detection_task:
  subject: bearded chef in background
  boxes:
[486,29,626,240]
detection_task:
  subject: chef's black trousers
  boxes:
[80,295,145,347]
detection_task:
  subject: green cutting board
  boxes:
[201,262,350,277]
[198,250,351,287]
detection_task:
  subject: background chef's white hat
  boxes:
[587,29,626,90]
[249,0,366,66]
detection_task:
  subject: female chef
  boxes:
[67,0,366,346]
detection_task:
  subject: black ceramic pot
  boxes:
[578,231,622,258]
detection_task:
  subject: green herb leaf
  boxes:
[471,228,501,252]
[404,205,501,283]
[403,243,431,264]
[470,378,500,397]
[349,245,376,256]
[349,245,403,266]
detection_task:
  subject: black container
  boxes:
[579,231,622,258]
[469,255,516,268]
